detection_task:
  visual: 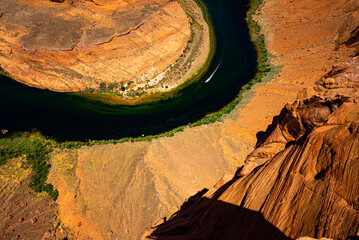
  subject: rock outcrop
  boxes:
[145,93,359,240]
[315,56,359,97]
[239,95,349,177]
[336,0,359,49]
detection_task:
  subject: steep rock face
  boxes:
[145,94,359,240]
[336,0,359,49]
[240,95,346,176]
[315,56,359,97]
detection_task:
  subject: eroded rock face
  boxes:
[144,95,359,240]
[0,0,191,92]
[336,0,359,49]
[240,95,349,176]
[315,56,359,96]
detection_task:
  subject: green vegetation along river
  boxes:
[0,0,257,141]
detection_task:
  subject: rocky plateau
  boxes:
[1,0,359,239]
[0,0,209,95]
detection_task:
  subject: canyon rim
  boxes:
[1,0,359,239]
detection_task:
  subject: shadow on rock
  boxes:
[147,197,291,240]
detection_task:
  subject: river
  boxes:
[0,0,257,141]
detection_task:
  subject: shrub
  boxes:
[0,135,59,200]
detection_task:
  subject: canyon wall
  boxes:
[145,94,359,239]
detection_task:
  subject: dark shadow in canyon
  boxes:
[148,175,291,240]
[148,196,292,240]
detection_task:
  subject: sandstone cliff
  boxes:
[145,93,359,239]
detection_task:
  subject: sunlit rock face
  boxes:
[0,0,190,92]
[144,93,359,240]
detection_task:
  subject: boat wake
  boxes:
[205,60,222,83]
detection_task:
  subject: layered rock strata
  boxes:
[0,0,208,94]
[145,94,359,240]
